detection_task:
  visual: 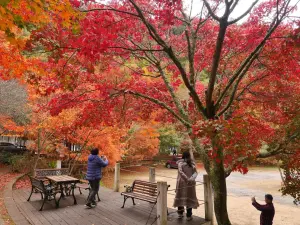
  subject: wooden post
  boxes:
[156,181,168,225]
[204,174,213,223]
[56,160,61,169]
[114,163,120,192]
[149,167,155,183]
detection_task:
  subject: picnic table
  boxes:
[46,175,79,207]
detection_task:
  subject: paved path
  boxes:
[13,187,209,225]
[0,166,11,225]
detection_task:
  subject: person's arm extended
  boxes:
[96,157,109,167]
[252,201,271,212]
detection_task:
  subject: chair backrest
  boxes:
[29,176,45,191]
[132,180,158,197]
[35,168,69,179]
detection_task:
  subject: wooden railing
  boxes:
[113,163,213,225]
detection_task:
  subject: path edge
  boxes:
[4,173,31,225]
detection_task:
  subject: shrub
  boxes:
[9,153,34,173]
[0,152,14,164]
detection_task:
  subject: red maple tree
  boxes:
[6,0,300,224]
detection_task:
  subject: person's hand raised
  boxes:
[251,197,256,203]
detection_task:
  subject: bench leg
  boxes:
[78,187,82,195]
[40,192,44,200]
[121,196,128,208]
[39,196,47,211]
[27,187,34,201]
[72,185,77,205]
[54,193,59,208]
[132,198,136,206]
[56,191,63,208]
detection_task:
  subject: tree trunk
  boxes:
[33,128,41,172]
[191,131,232,225]
[211,162,231,225]
[209,135,232,225]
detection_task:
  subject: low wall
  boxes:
[4,174,30,225]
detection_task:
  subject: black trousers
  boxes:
[178,206,192,217]
[87,179,100,204]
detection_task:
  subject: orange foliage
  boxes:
[0,115,24,134]
[73,127,125,166]
[0,0,77,45]
[125,124,160,160]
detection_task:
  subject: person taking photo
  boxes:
[85,148,109,208]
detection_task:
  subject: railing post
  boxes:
[204,174,213,223]
[156,181,168,225]
[114,163,120,192]
[56,160,61,169]
[149,167,155,183]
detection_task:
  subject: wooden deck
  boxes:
[13,187,210,225]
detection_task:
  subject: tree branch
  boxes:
[203,0,221,21]
[80,7,138,17]
[124,90,192,127]
[217,51,260,116]
[185,30,196,87]
[206,21,228,118]
[107,46,163,52]
[127,0,207,117]
[215,11,286,112]
[156,63,190,122]
[228,0,259,25]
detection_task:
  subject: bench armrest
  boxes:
[124,185,133,193]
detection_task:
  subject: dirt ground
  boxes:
[102,165,299,225]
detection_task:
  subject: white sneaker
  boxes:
[178,214,184,219]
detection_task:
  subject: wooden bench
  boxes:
[27,176,62,211]
[121,180,159,208]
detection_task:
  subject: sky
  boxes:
[187,0,300,23]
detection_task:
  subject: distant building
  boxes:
[0,135,27,147]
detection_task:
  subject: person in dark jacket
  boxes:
[252,194,275,225]
[85,148,109,208]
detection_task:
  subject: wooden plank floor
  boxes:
[13,187,209,225]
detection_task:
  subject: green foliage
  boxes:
[0,151,13,164]
[48,161,57,168]
[0,0,10,7]
[158,126,182,154]
[9,153,34,172]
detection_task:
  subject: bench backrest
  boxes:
[34,168,69,179]
[29,176,45,191]
[132,180,158,197]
